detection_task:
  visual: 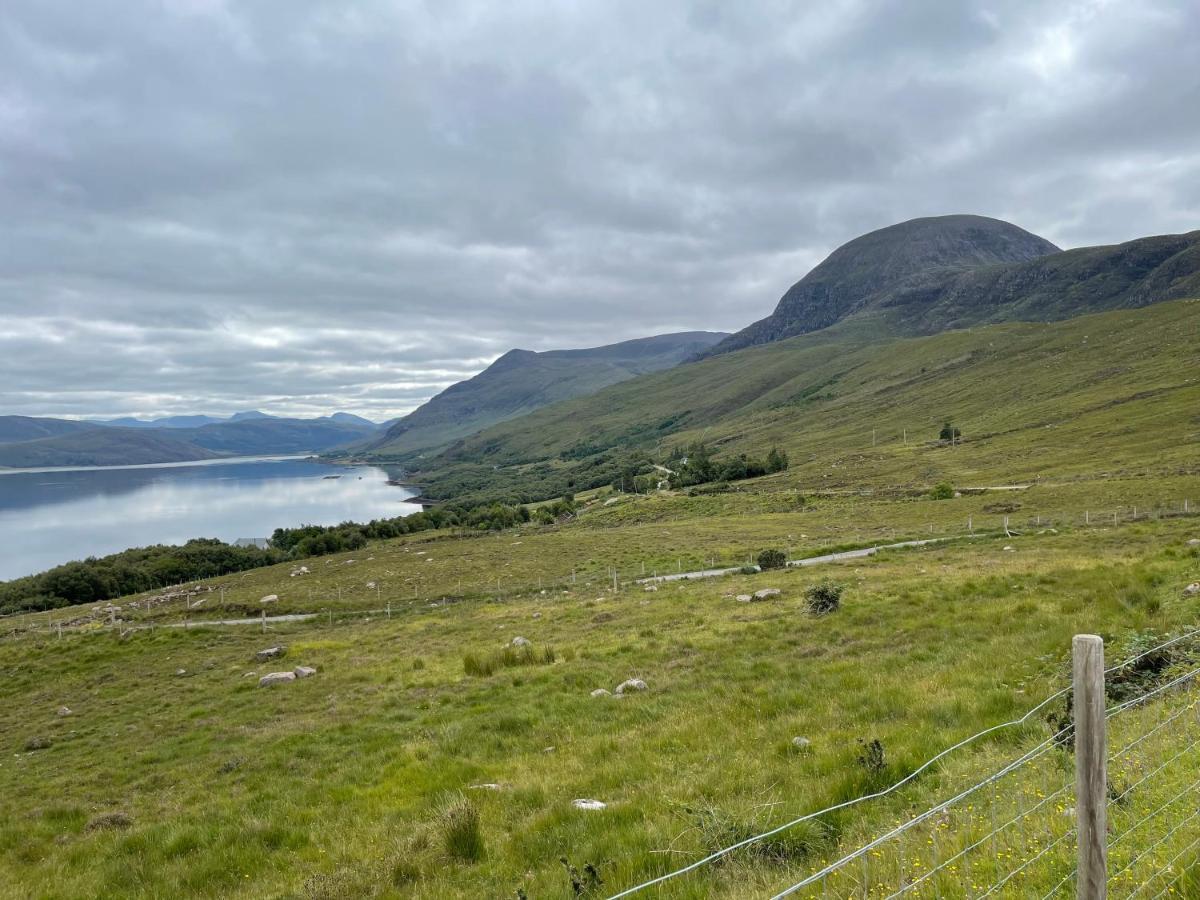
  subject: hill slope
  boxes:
[705,215,1061,355]
[412,299,1200,502]
[0,416,97,444]
[0,428,222,468]
[706,217,1200,357]
[368,331,728,458]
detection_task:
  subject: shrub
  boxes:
[738,565,758,575]
[757,549,787,570]
[85,811,133,832]
[939,422,961,442]
[804,581,842,615]
[929,481,955,500]
[437,793,485,862]
[463,644,556,677]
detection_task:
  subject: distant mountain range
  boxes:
[0,413,386,468]
[365,331,728,459]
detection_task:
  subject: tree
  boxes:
[766,447,790,473]
[757,549,787,570]
[939,422,961,442]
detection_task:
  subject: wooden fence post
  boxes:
[1074,634,1107,899]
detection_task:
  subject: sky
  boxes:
[1,0,1197,422]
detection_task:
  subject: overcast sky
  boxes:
[1,0,1197,421]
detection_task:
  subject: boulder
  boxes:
[258,671,296,687]
[293,665,317,678]
[1188,539,1200,546]
[1184,583,1200,596]
[260,594,279,604]
[615,679,647,694]
[572,798,607,810]
[510,636,531,647]
[590,688,612,698]
[255,646,286,662]
[792,736,812,750]
[644,584,658,592]
[735,594,753,603]
[753,588,782,601]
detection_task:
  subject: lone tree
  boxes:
[939,422,962,442]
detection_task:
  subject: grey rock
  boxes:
[753,588,782,600]
[293,665,317,678]
[510,636,531,647]
[255,646,286,661]
[260,594,279,604]
[1184,583,1200,596]
[615,678,647,694]
[791,736,811,749]
[56,706,72,717]
[572,798,607,810]
[590,688,612,698]
[735,594,753,602]
[258,671,297,687]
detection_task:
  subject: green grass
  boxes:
[2,517,1199,897]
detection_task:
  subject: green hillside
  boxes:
[367,332,728,460]
[411,300,1200,503]
[705,216,1200,356]
[0,416,97,444]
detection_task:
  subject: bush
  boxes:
[929,481,955,500]
[463,644,556,677]
[437,793,485,862]
[939,422,962,442]
[757,549,787,570]
[804,581,842,615]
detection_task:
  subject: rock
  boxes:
[56,706,72,717]
[573,798,607,810]
[293,665,317,678]
[23,736,51,752]
[469,783,502,791]
[365,581,376,589]
[1003,546,1015,552]
[791,736,811,750]
[1184,583,1200,596]
[735,594,753,602]
[644,584,658,592]
[1188,539,1200,546]
[753,588,782,601]
[255,646,286,661]
[590,688,612,698]
[615,679,647,694]
[260,594,279,604]
[510,636,531,647]
[175,668,187,677]
[532,612,542,619]
[258,671,297,687]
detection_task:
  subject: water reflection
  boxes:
[0,457,419,580]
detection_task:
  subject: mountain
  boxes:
[0,416,96,444]
[0,416,377,468]
[704,215,1061,356]
[409,299,1200,504]
[0,428,222,469]
[706,216,1200,356]
[229,410,276,421]
[102,414,224,429]
[328,412,382,428]
[182,418,376,455]
[367,331,729,459]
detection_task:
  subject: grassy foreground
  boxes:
[2,508,1199,897]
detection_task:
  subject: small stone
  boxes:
[469,783,502,791]
[1188,539,1200,546]
[56,706,72,717]
[590,688,612,698]
[792,736,811,750]
[615,679,647,694]
[573,798,607,810]
[532,612,542,619]
[255,646,285,662]
[366,581,376,589]
[260,594,279,604]
[1184,583,1200,596]
[735,594,753,602]
[175,668,187,677]
[644,584,658,592]
[510,636,531,647]
[753,588,782,601]
[258,671,297,687]
[293,666,317,678]
[1003,546,1015,552]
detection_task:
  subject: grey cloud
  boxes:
[1,0,1197,419]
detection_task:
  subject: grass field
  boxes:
[2,510,1199,898]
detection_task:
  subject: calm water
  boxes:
[0,456,420,581]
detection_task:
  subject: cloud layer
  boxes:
[2,0,1197,419]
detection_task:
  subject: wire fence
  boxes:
[609,631,1200,899]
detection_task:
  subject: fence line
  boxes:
[608,630,1200,899]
